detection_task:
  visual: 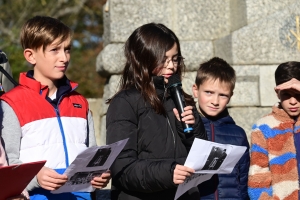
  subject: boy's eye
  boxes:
[220,94,229,98]
[281,92,290,97]
[295,94,300,101]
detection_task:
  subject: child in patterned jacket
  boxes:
[248,61,300,199]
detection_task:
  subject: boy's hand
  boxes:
[91,171,111,189]
[275,78,300,92]
[37,166,68,191]
[173,164,195,184]
[173,106,195,125]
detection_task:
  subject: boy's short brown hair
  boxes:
[20,16,72,52]
[195,57,236,92]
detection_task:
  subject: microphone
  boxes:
[167,74,193,134]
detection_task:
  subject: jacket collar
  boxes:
[199,108,235,125]
[19,70,78,102]
[272,103,298,123]
[153,76,166,100]
[153,76,165,90]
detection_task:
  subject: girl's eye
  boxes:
[162,57,167,64]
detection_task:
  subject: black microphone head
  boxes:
[167,74,181,88]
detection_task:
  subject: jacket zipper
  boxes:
[210,122,218,200]
[55,107,69,167]
[53,86,78,168]
[163,87,176,158]
[40,85,78,168]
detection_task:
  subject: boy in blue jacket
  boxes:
[0,16,110,200]
[192,57,250,199]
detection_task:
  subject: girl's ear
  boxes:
[23,49,36,65]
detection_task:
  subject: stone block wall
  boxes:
[94,0,300,146]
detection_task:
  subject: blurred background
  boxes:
[0,0,107,98]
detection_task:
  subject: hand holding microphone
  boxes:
[167,74,194,134]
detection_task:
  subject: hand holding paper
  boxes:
[37,166,68,191]
[174,139,247,200]
[91,170,111,189]
[52,138,128,194]
[173,165,195,184]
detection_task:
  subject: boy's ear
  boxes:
[192,84,199,98]
[23,49,36,65]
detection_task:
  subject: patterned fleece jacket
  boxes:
[248,104,300,200]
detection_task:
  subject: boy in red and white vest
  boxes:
[1,16,110,200]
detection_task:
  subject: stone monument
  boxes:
[93,1,300,197]
[96,0,300,144]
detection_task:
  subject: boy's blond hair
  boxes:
[20,16,72,52]
[195,57,236,92]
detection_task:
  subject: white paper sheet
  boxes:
[175,138,247,199]
[52,138,128,194]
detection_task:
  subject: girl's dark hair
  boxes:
[275,61,300,85]
[108,23,194,114]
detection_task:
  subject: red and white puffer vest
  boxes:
[1,73,89,169]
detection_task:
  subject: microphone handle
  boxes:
[0,66,18,87]
[170,86,193,134]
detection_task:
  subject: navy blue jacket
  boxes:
[198,109,250,200]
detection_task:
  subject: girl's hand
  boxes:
[173,164,195,184]
[275,78,300,92]
[91,171,111,189]
[173,106,195,125]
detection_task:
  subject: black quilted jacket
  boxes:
[198,109,250,200]
[106,76,207,200]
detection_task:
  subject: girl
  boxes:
[106,23,207,200]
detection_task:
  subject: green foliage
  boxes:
[0,0,107,97]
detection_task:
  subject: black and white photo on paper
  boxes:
[86,147,112,167]
[201,146,227,170]
[66,170,106,185]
